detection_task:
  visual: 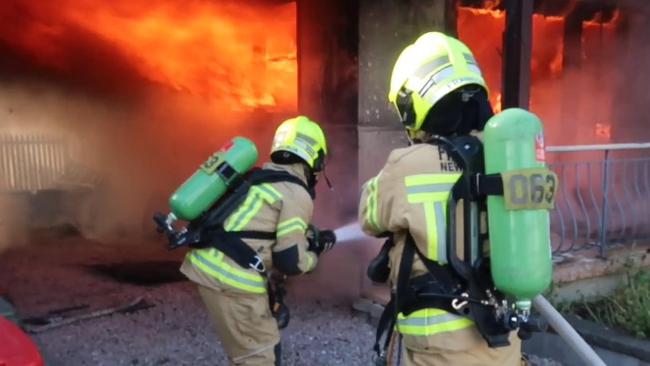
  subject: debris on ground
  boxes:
[24,297,154,334]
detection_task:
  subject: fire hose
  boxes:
[532,295,607,366]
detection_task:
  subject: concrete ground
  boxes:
[0,233,379,366]
[0,233,561,366]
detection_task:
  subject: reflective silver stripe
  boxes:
[463,53,477,65]
[406,183,455,195]
[435,202,447,265]
[192,252,264,289]
[414,56,450,79]
[467,64,483,77]
[296,133,317,146]
[398,312,464,327]
[420,66,456,98]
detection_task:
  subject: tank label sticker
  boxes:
[501,168,558,210]
[200,153,224,174]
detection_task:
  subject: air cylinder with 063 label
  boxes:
[483,108,556,311]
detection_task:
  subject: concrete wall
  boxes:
[357,0,451,185]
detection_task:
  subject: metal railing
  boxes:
[547,143,650,257]
[0,135,68,192]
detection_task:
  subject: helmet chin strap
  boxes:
[322,165,333,191]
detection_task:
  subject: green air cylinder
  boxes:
[169,137,258,221]
[483,108,553,310]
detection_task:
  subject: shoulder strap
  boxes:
[396,233,463,315]
[194,168,311,229]
[373,232,459,360]
[403,234,511,348]
[248,168,312,197]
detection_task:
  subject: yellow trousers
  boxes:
[197,285,279,365]
[402,325,524,366]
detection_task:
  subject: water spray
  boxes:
[333,222,367,244]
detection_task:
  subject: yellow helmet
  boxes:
[388,32,488,138]
[270,116,328,171]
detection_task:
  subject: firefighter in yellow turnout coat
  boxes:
[359,33,523,365]
[181,116,336,366]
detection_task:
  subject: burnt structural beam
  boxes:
[502,0,533,110]
[563,2,602,70]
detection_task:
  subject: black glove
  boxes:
[268,271,290,329]
[366,236,393,283]
[307,225,337,255]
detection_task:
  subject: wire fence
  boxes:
[547,143,650,257]
[2,134,649,256]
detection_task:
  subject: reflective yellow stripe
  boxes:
[189,249,266,294]
[404,174,459,262]
[225,191,258,231]
[397,308,474,336]
[255,183,282,203]
[225,184,283,231]
[227,194,263,231]
[423,202,437,261]
[277,217,307,238]
[365,176,382,232]
[305,251,314,270]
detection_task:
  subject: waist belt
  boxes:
[191,228,275,273]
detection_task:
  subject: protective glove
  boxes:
[366,236,393,283]
[306,225,337,255]
[268,270,290,329]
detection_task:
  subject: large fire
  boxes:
[0,0,297,111]
[458,7,564,113]
[457,4,621,144]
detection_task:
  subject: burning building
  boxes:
[1,0,650,364]
[359,0,650,181]
[0,0,358,244]
[0,0,649,299]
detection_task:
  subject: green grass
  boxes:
[555,269,650,338]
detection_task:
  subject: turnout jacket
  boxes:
[181,162,318,294]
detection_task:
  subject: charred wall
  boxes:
[297,0,360,227]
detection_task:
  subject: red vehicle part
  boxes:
[0,316,44,366]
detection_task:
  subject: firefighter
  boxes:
[359,32,524,365]
[180,116,336,366]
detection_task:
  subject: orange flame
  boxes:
[458,5,622,145]
[595,123,611,139]
[493,93,502,113]
[0,0,297,111]
[458,7,565,113]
